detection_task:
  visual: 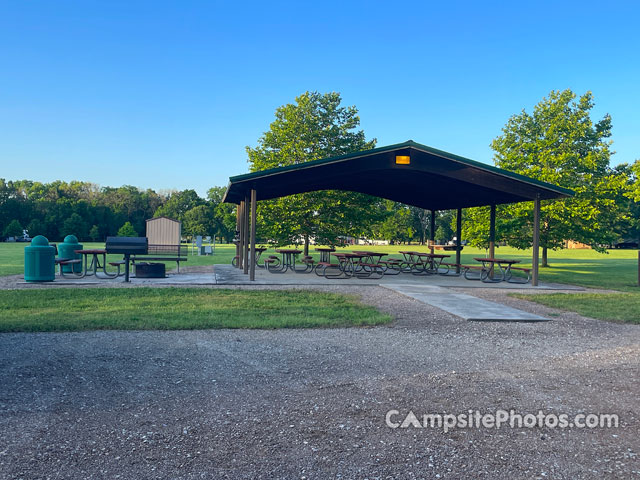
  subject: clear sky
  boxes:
[1,1,638,197]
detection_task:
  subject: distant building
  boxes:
[146,217,181,246]
[565,240,591,249]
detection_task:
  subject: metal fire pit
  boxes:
[135,262,165,278]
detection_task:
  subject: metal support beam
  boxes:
[238,201,244,269]
[430,210,436,253]
[250,189,257,281]
[489,204,496,259]
[235,202,241,268]
[532,194,540,286]
[456,208,462,274]
[243,193,250,274]
[488,204,496,279]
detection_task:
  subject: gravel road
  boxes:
[0,283,639,479]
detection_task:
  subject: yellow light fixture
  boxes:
[395,155,410,165]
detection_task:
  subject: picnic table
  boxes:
[352,251,389,275]
[74,249,120,279]
[332,252,365,278]
[314,252,385,279]
[473,257,521,283]
[399,251,450,274]
[314,247,335,263]
[253,246,268,268]
[398,251,422,272]
[268,248,303,273]
[414,252,451,275]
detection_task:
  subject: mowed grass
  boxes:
[0,287,392,332]
[512,292,640,324]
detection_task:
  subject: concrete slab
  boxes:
[214,264,581,290]
[382,284,549,322]
[20,265,580,296]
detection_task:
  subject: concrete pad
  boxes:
[382,284,549,322]
[20,265,580,296]
[214,264,582,291]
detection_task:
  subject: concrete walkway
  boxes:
[382,284,549,321]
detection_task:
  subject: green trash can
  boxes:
[57,234,83,273]
[24,235,56,282]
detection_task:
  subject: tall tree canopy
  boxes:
[462,89,629,265]
[246,91,380,252]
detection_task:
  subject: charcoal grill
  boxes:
[105,236,148,282]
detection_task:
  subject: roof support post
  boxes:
[250,189,257,281]
[489,204,496,258]
[430,210,436,253]
[238,200,244,269]
[235,202,241,268]
[243,193,250,275]
[456,208,462,274]
[489,204,496,279]
[532,194,541,286]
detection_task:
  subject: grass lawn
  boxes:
[512,292,640,324]
[0,287,392,332]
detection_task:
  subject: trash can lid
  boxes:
[31,235,49,246]
[63,234,79,244]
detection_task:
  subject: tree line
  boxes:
[0,181,237,243]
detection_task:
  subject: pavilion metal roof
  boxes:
[222,140,573,210]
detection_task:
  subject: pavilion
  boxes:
[222,140,573,285]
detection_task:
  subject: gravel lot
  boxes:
[0,278,639,479]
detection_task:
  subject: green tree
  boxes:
[372,201,415,244]
[3,219,23,239]
[117,221,138,237]
[246,91,377,254]
[464,89,628,266]
[154,189,203,222]
[208,186,237,242]
[628,160,640,203]
[183,205,215,237]
[89,224,101,242]
[26,219,45,237]
[409,207,430,245]
[61,213,89,240]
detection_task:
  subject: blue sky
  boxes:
[1,1,639,197]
